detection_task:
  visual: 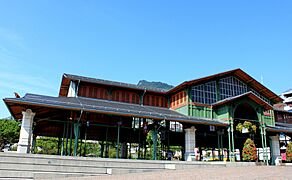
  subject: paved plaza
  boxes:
[71,166,292,180]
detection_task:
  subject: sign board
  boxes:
[209,125,215,132]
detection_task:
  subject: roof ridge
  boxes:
[64,73,169,93]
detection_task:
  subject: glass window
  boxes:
[219,76,248,100]
[191,81,217,104]
[190,76,271,105]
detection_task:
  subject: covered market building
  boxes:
[3,68,292,164]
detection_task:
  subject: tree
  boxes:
[286,142,292,162]
[0,119,20,151]
[242,138,257,161]
[35,137,59,155]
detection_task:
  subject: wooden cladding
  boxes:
[78,85,140,104]
[78,86,108,99]
[144,95,167,108]
[77,84,168,107]
[112,90,140,104]
[170,91,187,109]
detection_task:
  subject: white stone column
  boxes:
[17,109,35,153]
[269,135,281,165]
[184,126,196,161]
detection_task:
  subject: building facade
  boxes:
[281,89,292,112]
[3,69,292,164]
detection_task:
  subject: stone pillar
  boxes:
[270,135,281,165]
[184,126,196,161]
[17,109,35,153]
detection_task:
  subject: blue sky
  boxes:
[0,1,291,118]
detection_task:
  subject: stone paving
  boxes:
[70,166,292,180]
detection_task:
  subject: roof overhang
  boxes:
[4,94,227,127]
[266,125,292,134]
[212,92,273,110]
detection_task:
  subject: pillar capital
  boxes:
[22,109,35,117]
[185,126,196,133]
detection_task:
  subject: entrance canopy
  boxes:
[4,93,227,127]
[212,92,273,110]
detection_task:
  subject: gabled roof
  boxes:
[4,94,227,126]
[212,92,273,110]
[168,68,282,104]
[59,73,168,96]
[59,69,282,103]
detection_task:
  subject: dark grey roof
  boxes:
[64,73,169,93]
[4,93,227,126]
[266,124,292,134]
[275,122,292,128]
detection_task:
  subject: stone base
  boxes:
[17,144,30,153]
[184,152,195,161]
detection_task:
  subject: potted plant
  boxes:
[286,142,292,162]
[236,121,257,134]
[242,138,257,161]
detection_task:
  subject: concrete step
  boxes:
[111,168,164,175]
[0,163,107,174]
[0,170,107,180]
[33,172,108,180]
[0,152,232,179]
[0,170,33,179]
[0,153,166,169]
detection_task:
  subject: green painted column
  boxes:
[73,122,80,156]
[260,122,266,164]
[230,120,235,162]
[259,111,268,165]
[263,124,269,165]
[217,130,221,160]
[152,128,158,160]
[116,121,122,159]
[68,122,73,156]
[31,134,36,154]
[61,122,66,156]
[220,129,224,161]
[228,124,231,161]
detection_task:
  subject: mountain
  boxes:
[137,80,174,91]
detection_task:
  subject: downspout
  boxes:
[140,89,146,106]
[211,105,213,120]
